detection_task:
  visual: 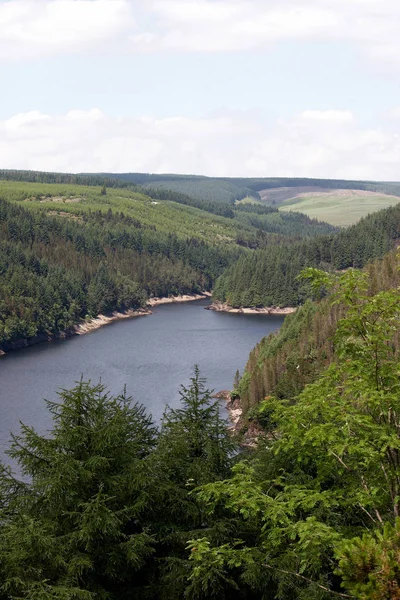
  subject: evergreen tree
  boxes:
[157,366,235,485]
[0,381,157,599]
[144,367,237,598]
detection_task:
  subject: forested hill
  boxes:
[91,172,400,203]
[0,176,336,351]
[0,185,244,351]
[2,172,400,352]
[213,202,400,307]
[4,169,400,225]
[236,249,400,413]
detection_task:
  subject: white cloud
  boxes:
[388,107,400,120]
[1,107,400,180]
[128,0,400,67]
[0,0,133,60]
[2,0,400,68]
[300,110,354,123]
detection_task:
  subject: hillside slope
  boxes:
[4,170,400,225]
[213,202,400,308]
[237,249,400,413]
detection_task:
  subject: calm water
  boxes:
[0,299,284,453]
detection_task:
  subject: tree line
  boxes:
[0,169,135,190]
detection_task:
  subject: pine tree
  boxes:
[0,380,157,599]
[157,366,236,485]
[143,367,237,599]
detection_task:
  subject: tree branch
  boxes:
[262,563,355,598]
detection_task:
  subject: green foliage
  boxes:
[186,266,400,599]
[0,381,157,599]
[335,520,400,599]
[214,202,400,309]
[157,366,236,486]
[0,368,238,600]
[238,251,400,412]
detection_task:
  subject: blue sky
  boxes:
[1,0,400,179]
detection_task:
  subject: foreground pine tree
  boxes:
[0,370,238,599]
[144,366,237,598]
[0,381,157,599]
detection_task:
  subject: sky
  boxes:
[1,0,400,179]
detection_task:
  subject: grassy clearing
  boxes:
[279,191,400,226]
[235,196,262,206]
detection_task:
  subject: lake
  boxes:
[0,299,284,454]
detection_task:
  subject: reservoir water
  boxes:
[0,299,284,455]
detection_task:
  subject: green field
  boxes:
[279,191,400,226]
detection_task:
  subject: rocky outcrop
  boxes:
[214,389,265,448]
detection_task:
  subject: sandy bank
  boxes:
[74,308,151,335]
[206,302,296,315]
[148,292,211,307]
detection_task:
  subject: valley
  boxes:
[2,169,400,599]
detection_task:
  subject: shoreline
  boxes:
[213,390,242,429]
[147,292,211,307]
[0,292,212,356]
[206,302,296,315]
[214,389,264,448]
[74,308,152,335]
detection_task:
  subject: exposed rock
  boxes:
[147,292,211,307]
[206,302,296,315]
[214,390,243,429]
[74,309,151,335]
[212,390,231,400]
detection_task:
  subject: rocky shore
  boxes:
[74,308,151,335]
[75,293,212,336]
[214,389,265,448]
[206,302,296,315]
[148,292,211,307]
[213,390,242,429]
